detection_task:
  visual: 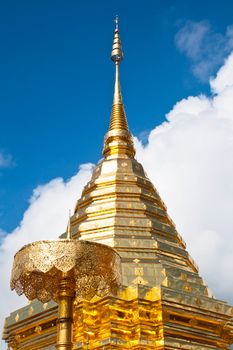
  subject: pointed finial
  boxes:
[66,210,71,239]
[102,17,136,159]
[115,15,119,30]
[110,15,125,114]
[111,16,123,63]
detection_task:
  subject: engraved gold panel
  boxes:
[11,240,121,303]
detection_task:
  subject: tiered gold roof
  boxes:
[71,19,206,294]
[3,17,233,350]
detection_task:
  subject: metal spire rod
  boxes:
[67,210,71,240]
[102,16,136,159]
[111,15,124,105]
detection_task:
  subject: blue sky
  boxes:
[1,0,233,232]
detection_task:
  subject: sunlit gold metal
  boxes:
[67,209,71,239]
[10,239,121,349]
[56,272,75,350]
[103,16,135,159]
[3,16,233,350]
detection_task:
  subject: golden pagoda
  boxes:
[3,17,233,350]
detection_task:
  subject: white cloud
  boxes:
[210,52,233,93]
[1,50,233,349]
[135,51,233,302]
[0,164,93,348]
[175,21,233,81]
[0,152,13,168]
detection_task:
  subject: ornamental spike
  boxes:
[66,210,71,239]
[103,17,136,159]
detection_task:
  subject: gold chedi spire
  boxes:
[4,17,233,350]
[111,15,123,107]
[103,16,135,159]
